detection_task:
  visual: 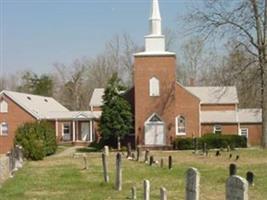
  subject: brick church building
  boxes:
[0,0,262,154]
[90,0,262,148]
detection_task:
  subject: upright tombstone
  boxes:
[104,145,109,156]
[144,150,150,163]
[83,155,88,170]
[168,156,172,170]
[131,186,137,200]
[193,138,198,154]
[149,156,154,166]
[115,153,122,191]
[185,168,200,200]
[160,158,164,168]
[102,153,109,182]
[229,163,237,176]
[246,171,254,186]
[127,143,132,158]
[144,179,150,200]
[226,175,248,200]
[160,187,167,200]
[202,143,207,154]
[131,152,136,160]
[136,146,142,161]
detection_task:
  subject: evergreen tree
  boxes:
[99,73,133,150]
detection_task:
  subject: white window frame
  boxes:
[213,125,222,134]
[149,77,160,96]
[0,100,8,113]
[240,128,249,138]
[0,122,8,136]
[62,123,71,140]
[176,116,186,136]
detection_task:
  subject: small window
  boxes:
[0,122,8,136]
[0,100,8,113]
[63,124,70,135]
[213,125,222,134]
[149,77,160,96]
[240,128,248,138]
[176,116,186,135]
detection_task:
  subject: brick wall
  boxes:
[201,104,236,111]
[0,95,36,154]
[240,124,262,145]
[201,124,238,136]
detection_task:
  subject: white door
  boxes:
[81,123,90,141]
[145,123,165,145]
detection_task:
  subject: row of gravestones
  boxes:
[101,146,251,200]
[0,145,23,185]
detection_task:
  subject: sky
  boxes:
[0,0,196,75]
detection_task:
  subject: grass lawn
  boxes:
[0,148,267,199]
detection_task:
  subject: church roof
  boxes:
[89,88,105,107]
[185,86,239,104]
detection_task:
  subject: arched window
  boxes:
[176,116,186,135]
[149,77,160,96]
[0,100,8,113]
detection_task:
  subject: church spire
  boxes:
[149,0,162,35]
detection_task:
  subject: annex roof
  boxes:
[0,90,69,119]
[201,109,262,124]
[45,111,102,120]
[185,86,239,104]
[89,88,105,107]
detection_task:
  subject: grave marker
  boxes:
[144,180,150,200]
[226,175,248,200]
[101,153,109,183]
[115,153,122,191]
[185,168,200,200]
[229,163,237,176]
[160,187,167,200]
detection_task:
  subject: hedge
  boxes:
[173,133,247,150]
[15,121,57,160]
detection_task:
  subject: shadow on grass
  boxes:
[76,147,100,153]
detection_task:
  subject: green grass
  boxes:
[0,148,267,199]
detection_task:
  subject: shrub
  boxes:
[173,133,247,150]
[15,121,57,160]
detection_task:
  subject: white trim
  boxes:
[55,120,58,137]
[89,120,93,142]
[0,100,8,113]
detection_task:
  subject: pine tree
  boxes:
[99,73,133,150]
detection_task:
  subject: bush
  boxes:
[15,121,57,160]
[173,134,247,150]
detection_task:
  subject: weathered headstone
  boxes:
[127,143,132,158]
[149,156,154,166]
[246,171,254,186]
[115,153,122,191]
[229,154,232,160]
[144,179,150,200]
[131,186,137,200]
[168,156,172,170]
[131,152,136,160]
[227,145,231,152]
[185,167,200,200]
[136,146,141,161]
[160,158,164,168]
[104,145,109,156]
[144,150,150,163]
[193,138,198,154]
[215,150,221,157]
[102,153,109,183]
[160,187,167,200]
[229,163,237,176]
[202,143,207,154]
[226,175,248,200]
[236,155,240,161]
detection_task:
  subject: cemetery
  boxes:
[0,145,266,199]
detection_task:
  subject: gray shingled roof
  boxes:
[89,88,105,107]
[185,86,239,104]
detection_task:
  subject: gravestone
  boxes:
[144,179,150,200]
[149,156,154,166]
[137,146,141,161]
[236,155,240,161]
[185,168,200,200]
[144,150,150,163]
[83,155,88,170]
[168,156,172,170]
[131,152,136,160]
[115,153,122,191]
[193,138,198,154]
[15,145,23,169]
[102,153,109,182]
[131,186,137,200]
[104,146,109,156]
[226,175,248,200]
[203,143,207,154]
[229,163,237,176]
[160,158,164,168]
[229,154,232,160]
[127,143,132,158]
[160,187,167,200]
[246,171,254,186]
[215,150,221,157]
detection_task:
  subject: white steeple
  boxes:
[135,0,175,56]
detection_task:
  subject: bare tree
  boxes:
[185,0,267,147]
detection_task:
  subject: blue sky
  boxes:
[0,0,195,75]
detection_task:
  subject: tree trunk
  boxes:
[117,136,121,151]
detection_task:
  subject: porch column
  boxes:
[72,121,76,142]
[55,120,58,137]
[90,120,93,142]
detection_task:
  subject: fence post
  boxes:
[226,175,248,200]
[144,179,150,200]
[102,153,109,183]
[115,153,122,191]
[185,168,200,200]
